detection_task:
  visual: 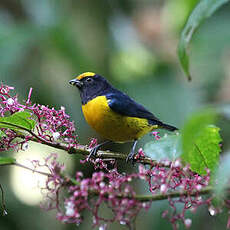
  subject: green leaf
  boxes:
[178,0,230,81]
[0,130,6,139]
[0,111,36,131]
[0,157,16,165]
[213,152,230,202]
[181,110,221,174]
[144,133,182,161]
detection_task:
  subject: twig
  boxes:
[86,185,213,203]
[1,121,169,167]
[0,160,213,202]
[0,184,7,215]
[16,133,168,167]
[0,162,52,177]
[14,162,52,177]
[131,186,212,202]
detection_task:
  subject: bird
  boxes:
[69,72,178,162]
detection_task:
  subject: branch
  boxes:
[20,162,214,202]
[0,184,7,215]
[132,186,212,202]
[1,162,52,177]
[1,121,167,167]
[17,132,168,167]
[14,162,52,177]
[0,160,212,202]
[86,185,213,203]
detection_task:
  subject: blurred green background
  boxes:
[1,0,230,229]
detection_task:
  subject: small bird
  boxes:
[69,72,178,162]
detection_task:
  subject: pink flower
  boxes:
[151,131,161,140]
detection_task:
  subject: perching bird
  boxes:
[69,72,178,162]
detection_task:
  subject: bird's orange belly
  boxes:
[82,96,155,142]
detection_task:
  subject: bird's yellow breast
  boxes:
[82,96,156,142]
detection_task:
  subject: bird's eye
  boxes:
[86,78,93,82]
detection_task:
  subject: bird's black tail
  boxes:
[161,123,178,131]
[149,119,178,132]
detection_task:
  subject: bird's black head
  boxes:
[69,72,112,105]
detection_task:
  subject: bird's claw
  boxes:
[87,141,111,160]
[126,151,136,165]
[88,146,100,159]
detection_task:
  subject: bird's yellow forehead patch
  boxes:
[76,72,96,80]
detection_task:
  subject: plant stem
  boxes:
[0,160,213,202]
[1,162,52,177]
[4,122,168,167]
[17,133,168,167]
[132,186,212,201]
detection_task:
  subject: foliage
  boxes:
[178,0,230,80]
[0,156,16,165]
[0,111,36,131]
[181,110,221,175]
[0,130,5,139]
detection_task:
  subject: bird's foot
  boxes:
[126,150,136,165]
[126,140,138,165]
[88,145,100,159]
[87,140,111,160]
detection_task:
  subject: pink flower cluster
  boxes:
[32,154,65,211]
[140,161,211,229]
[0,83,78,151]
[41,153,213,230]
[44,155,151,229]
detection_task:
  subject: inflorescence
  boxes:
[0,83,78,152]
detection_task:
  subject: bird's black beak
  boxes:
[69,79,83,88]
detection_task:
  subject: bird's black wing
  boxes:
[106,91,178,131]
[106,91,162,126]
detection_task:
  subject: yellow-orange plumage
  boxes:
[76,72,95,80]
[82,96,157,142]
